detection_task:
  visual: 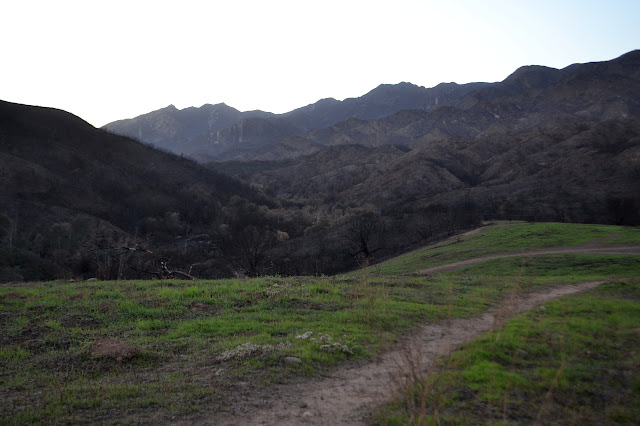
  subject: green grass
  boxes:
[443,254,640,280]
[373,279,640,425]
[0,274,515,422]
[363,221,640,276]
[1,221,638,423]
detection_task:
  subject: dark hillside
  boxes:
[0,100,309,281]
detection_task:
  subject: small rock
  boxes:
[299,402,308,408]
[86,278,98,282]
[285,356,302,364]
[539,305,547,310]
[296,331,313,340]
[302,411,314,418]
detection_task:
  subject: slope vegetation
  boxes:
[0,100,308,281]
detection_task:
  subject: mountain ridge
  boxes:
[103,80,490,160]
[103,50,639,162]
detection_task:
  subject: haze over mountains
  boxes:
[1,51,639,282]
[104,81,490,162]
[104,51,639,164]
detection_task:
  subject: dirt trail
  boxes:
[205,281,606,425]
[417,245,640,275]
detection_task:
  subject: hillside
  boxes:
[225,119,640,223]
[0,100,309,281]
[1,221,638,423]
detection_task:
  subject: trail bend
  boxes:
[204,280,609,425]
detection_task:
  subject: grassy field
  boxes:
[1,221,638,423]
[441,254,640,282]
[363,221,640,276]
[374,279,640,424]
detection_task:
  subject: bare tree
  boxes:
[226,226,278,277]
[346,213,386,263]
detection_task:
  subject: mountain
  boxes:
[247,51,640,160]
[281,81,491,128]
[103,52,640,164]
[103,81,488,161]
[212,51,640,227]
[186,116,304,162]
[103,103,274,153]
[0,100,308,281]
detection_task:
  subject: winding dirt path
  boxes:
[416,245,640,275]
[205,280,610,425]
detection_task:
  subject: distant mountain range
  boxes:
[212,50,640,225]
[103,81,489,161]
[103,51,640,165]
[255,49,640,158]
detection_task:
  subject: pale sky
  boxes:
[2,0,639,127]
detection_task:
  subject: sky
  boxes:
[2,0,639,127]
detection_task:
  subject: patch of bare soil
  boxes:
[200,281,606,425]
[416,245,640,275]
[1,292,27,300]
[90,339,139,361]
[189,302,210,312]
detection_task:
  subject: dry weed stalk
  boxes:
[490,263,527,421]
[380,282,458,424]
[354,257,389,324]
[535,357,568,422]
